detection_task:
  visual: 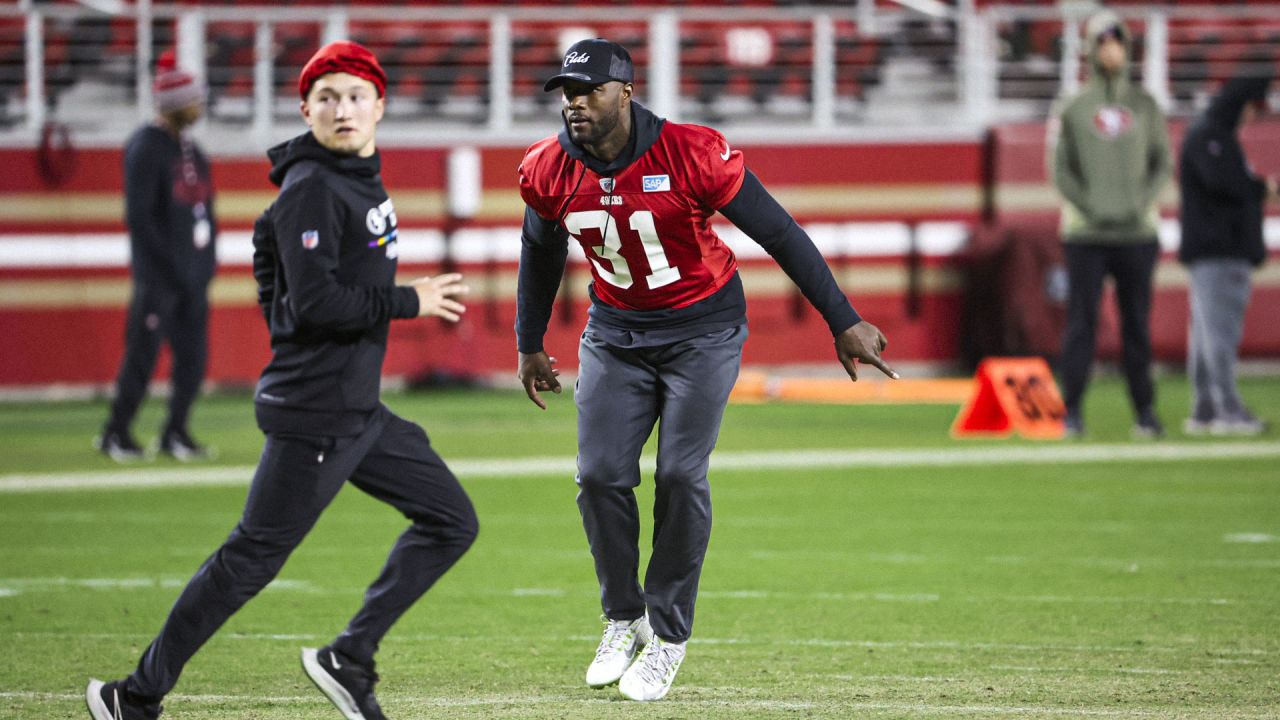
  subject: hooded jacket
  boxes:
[1049,10,1171,243]
[1178,75,1272,266]
[123,124,217,294]
[251,132,420,436]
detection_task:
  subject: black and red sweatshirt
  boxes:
[251,132,420,436]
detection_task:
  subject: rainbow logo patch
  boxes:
[368,229,398,248]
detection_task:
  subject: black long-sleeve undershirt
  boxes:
[515,169,860,353]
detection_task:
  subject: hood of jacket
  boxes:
[266,131,381,187]
[557,100,665,177]
[1084,10,1132,84]
[1205,74,1272,130]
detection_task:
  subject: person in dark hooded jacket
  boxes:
[1178,73,1275,435]
[86,42,476,720]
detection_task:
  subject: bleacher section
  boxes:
[3,3,1279,139]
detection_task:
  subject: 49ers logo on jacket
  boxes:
[366,198,397,235]
[1092,105,1133,139]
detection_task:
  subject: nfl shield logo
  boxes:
[301,229,319,250]
[599,178,615,193]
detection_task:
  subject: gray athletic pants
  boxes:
[575,324,746,643]
[1187,258,1253,420]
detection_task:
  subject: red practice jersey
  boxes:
[519,121,746,311]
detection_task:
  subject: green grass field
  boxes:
[1,377,1278,719]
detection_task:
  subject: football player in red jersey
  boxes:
[516,38,897,701]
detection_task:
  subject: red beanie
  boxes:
[153,50,204,113]
[298,40,387,100]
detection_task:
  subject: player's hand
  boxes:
[409,273,469,322]
[518,351,562,410]
[835,320,899,382]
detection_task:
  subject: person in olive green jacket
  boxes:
[1048,9,1171,439]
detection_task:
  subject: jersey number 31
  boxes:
[564,210,681,290]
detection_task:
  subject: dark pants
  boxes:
[106,283,209,435]
[575,325,745,643]
[125,404,478,700]
[1059,241,1160,418]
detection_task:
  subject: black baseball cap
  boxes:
[543,38,634,92]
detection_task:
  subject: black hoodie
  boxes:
[1178,75,1272,266]
[251,132,420,436]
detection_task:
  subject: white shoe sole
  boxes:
[586,659,632,688]
[85,679,115,720]
[301,648,366,720]
[618,674,675,702]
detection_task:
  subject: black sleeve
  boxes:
[1184,129,1268,203]
[251,205,277,324]
[272,173,419,334]
[719,170,861,336]
[124,133,189,293]
[515,205,570,353]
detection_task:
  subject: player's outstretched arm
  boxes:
[835,321,899,382]
[518,351,562,410]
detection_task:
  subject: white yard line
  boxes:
[4,689,1275,717]
[0,577,1258,608]
[11,630,1275,657]
[3,442,1279,493]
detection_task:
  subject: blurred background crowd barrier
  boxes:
[0,1,1277,391]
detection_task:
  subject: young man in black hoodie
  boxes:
[516,39,896,702]
[1179,73,1275,436]
[86,41,476,720]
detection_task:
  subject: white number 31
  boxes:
[563,210,681,290]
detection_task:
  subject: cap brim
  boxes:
[543,72,617,92]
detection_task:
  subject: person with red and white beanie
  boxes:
[96,51,217,462]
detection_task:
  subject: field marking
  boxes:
[10,630,1277,660]
[3,441,1279,493]
[1224,533,1276,544]
[0,577,313,597]
[4,690,1277,717]
[1,576,1258,608]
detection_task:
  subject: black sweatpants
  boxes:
[106,282,209,435]
[125,403,478,699]
[1059,241,1160,418]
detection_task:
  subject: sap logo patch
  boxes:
[642,175,670,192]
[301,229,319,250]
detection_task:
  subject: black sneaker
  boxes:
[158,428,211,462]
[94,430,146,463]
[85,679,161,720]
[1063,409,1084,439]
[1133,410,1166,440]
[302,646,387,720]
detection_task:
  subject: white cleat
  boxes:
[585,615,651,688]
[618,635,685,701]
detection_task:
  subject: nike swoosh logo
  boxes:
[330,652,342,670]
[720,144,731,161]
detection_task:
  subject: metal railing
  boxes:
[2,2,1278,149]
